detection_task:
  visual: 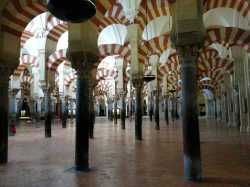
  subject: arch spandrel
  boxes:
[0,0,47,62]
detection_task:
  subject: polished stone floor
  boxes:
[0,117,250,187]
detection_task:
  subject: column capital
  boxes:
[41,86,53,94]
[132,78,143,89]
[119,91,127,97]
[9,88,19,96]
[176,45,200,59]
[0,62,17,85]
[70,51,98,70]
[69,51,98,80]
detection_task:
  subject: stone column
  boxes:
[61,96,68,128]
[228,95,234,126]
[170,0,204,180]
[242,54,249,131]
[224,74,233,126]
[163,75,169,125]
[128,81,134,121]
[113,97,118,125]
[133,79,143,140]
[233,86,241,128]
[214,97,217,120]
[128,24,144,140]
[71,52,97,171]
[70,99,74,121]
[150,55,160,129]
[177,45,202,181]
[0,74,9,164]
[107,98,112,121]
[9,89,19,119]
[56,97,61,119]
[217,95,222,121]
[89,92,95,139]
[43,87,52,138]
[170,96,175,122]
[164,95,169,125]
[0,63,14,164]
[120,92,126,129]
[154,88,160,130]
[113,81,118,125]
[246,56,250,132]
[89,80,96,139]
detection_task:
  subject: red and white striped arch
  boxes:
[136,0,171,31]
[98,43,131,62]
[95,79,113,96]
[199,67,226,83]
[21,14,68,47]
[96,68,118,81]
[1,0,46,37]
[143,34,170,56]
[203,0,250,17]
[199,84,216,92]
[205,27,250,52]
[198,47,234,78]
[197,48,219,72]
[46,14,68,42]
[158,53,180,80]
[90,0,117,31]
[92,0,171,32]
[13,55,39,76]
[198,48,219,62]
[199,79,218,90]
[47,49,68,71]
[198,56,234,74]
[95,3,130,31]
[64,72,77,87]
[20,30,34,47]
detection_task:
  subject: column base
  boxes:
[45,133,52,138]
[62,120,67,128]
[45,117,52,138]
[66,166,92,173]
[184,155,202,182]
[155,123,160,130]
[0,153,7,164]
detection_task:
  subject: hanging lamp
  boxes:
[47,0,96,23]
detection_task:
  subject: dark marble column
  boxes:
[107,98,112,121]
[9,89,19,118]
[43,87,52,138]
[133,79,143,140]
[0,74,9,164]
[61,96,68,128]
[224,92,229,123]
[71,52,97,171]
[218,96,223,121]
[214,98,217,120]
[75,74,90,170]
[164,95,169,125]
[154,88,160,130]
[234,86,241,129]
[120,92,126,129]
[89,93,95,139]
[129,98,133,121]
[178,46,202,181]
[113,96,118,125]
[113,81,118,125]
[171,96,176,122]
[69,99,74,121]
[149,93,154,122]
